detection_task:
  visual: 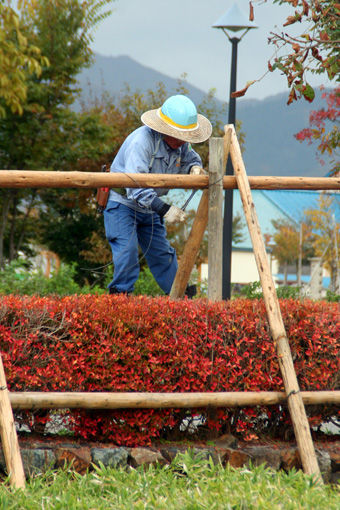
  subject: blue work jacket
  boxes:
[108,126,202,213]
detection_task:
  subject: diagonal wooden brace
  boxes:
[170,189,209,298]
[226,123,322,482]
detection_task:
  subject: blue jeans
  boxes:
[104,201,177,294]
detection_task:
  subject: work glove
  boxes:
[190,165,205,175]
[164,205,187,224]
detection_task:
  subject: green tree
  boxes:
[0,0,115,272]
[0,0,47,116]
[304,193,340,291]
[271,219,313,283]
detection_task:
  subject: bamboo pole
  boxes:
[8,391,340,409]
[0,171,338,190]
[227,124,322,480]
[208,137,225,301]
[0,358,25,489]
[170,190,209,298]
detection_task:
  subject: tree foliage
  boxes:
[295,86,339,174]
[0,2,245,289]
[268,0,339,104]
[271,218,313,269]
[0,0,113,115]
[241,1,340,103]
[0,0,115,274]
[241,2,340,179]
[270,194,340,290]
[304,193,340,291]
[0,0,47,116]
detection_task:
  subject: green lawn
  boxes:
[0,452,338,509]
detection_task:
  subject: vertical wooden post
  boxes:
[170,190,209,298]
[0,357,25,488]
[208,137,225,301]
[226,124,321,481]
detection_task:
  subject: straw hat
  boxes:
[141,94,212,143]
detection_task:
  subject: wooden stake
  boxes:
[226,124,322,481]
[8,391,340,409]
[208,137,225,301]
[170,190,209,298]
[0,357,25,489]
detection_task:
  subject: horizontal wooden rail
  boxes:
[0,171,339,190]
[9,391,340,409]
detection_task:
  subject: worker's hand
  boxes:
[190,165,205,175]
[164,205,187,224]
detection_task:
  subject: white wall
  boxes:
[200,250,279,285]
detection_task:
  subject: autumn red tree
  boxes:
[244,2,340,177]
[295,86,339,175]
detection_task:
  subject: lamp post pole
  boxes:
[222,36,240,299]
[212,3,257,300]
[228,38,239,124]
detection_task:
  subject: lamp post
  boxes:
[212,4,257,299]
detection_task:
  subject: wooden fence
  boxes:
[0,126,339,488]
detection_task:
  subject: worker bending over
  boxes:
[104,94,212,295]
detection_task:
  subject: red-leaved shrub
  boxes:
[0,295,338,445]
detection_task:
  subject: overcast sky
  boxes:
[90,0,331,102]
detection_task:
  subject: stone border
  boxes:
[1,438,339,485]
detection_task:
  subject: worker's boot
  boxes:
[109,286,132,295]
[185,284,197,299]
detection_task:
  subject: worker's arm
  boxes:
[118,135,170,215]
[180,143,203,174]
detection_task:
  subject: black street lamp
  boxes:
[212,3,257,300]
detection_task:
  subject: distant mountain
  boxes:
[77,54,332,177]
[76,54,209,107]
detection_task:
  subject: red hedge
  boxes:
[0,295,339,445]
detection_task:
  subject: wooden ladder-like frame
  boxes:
[171,124,321,481]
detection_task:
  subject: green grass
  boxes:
[0,452,338,509]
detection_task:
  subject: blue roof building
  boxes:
[231,190,339,287]
[178,188,339,288]
[233,189,340,251]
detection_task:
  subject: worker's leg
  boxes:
[137,213,177,294]
[103,202,140,293]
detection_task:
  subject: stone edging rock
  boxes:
[1,438,339,485]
